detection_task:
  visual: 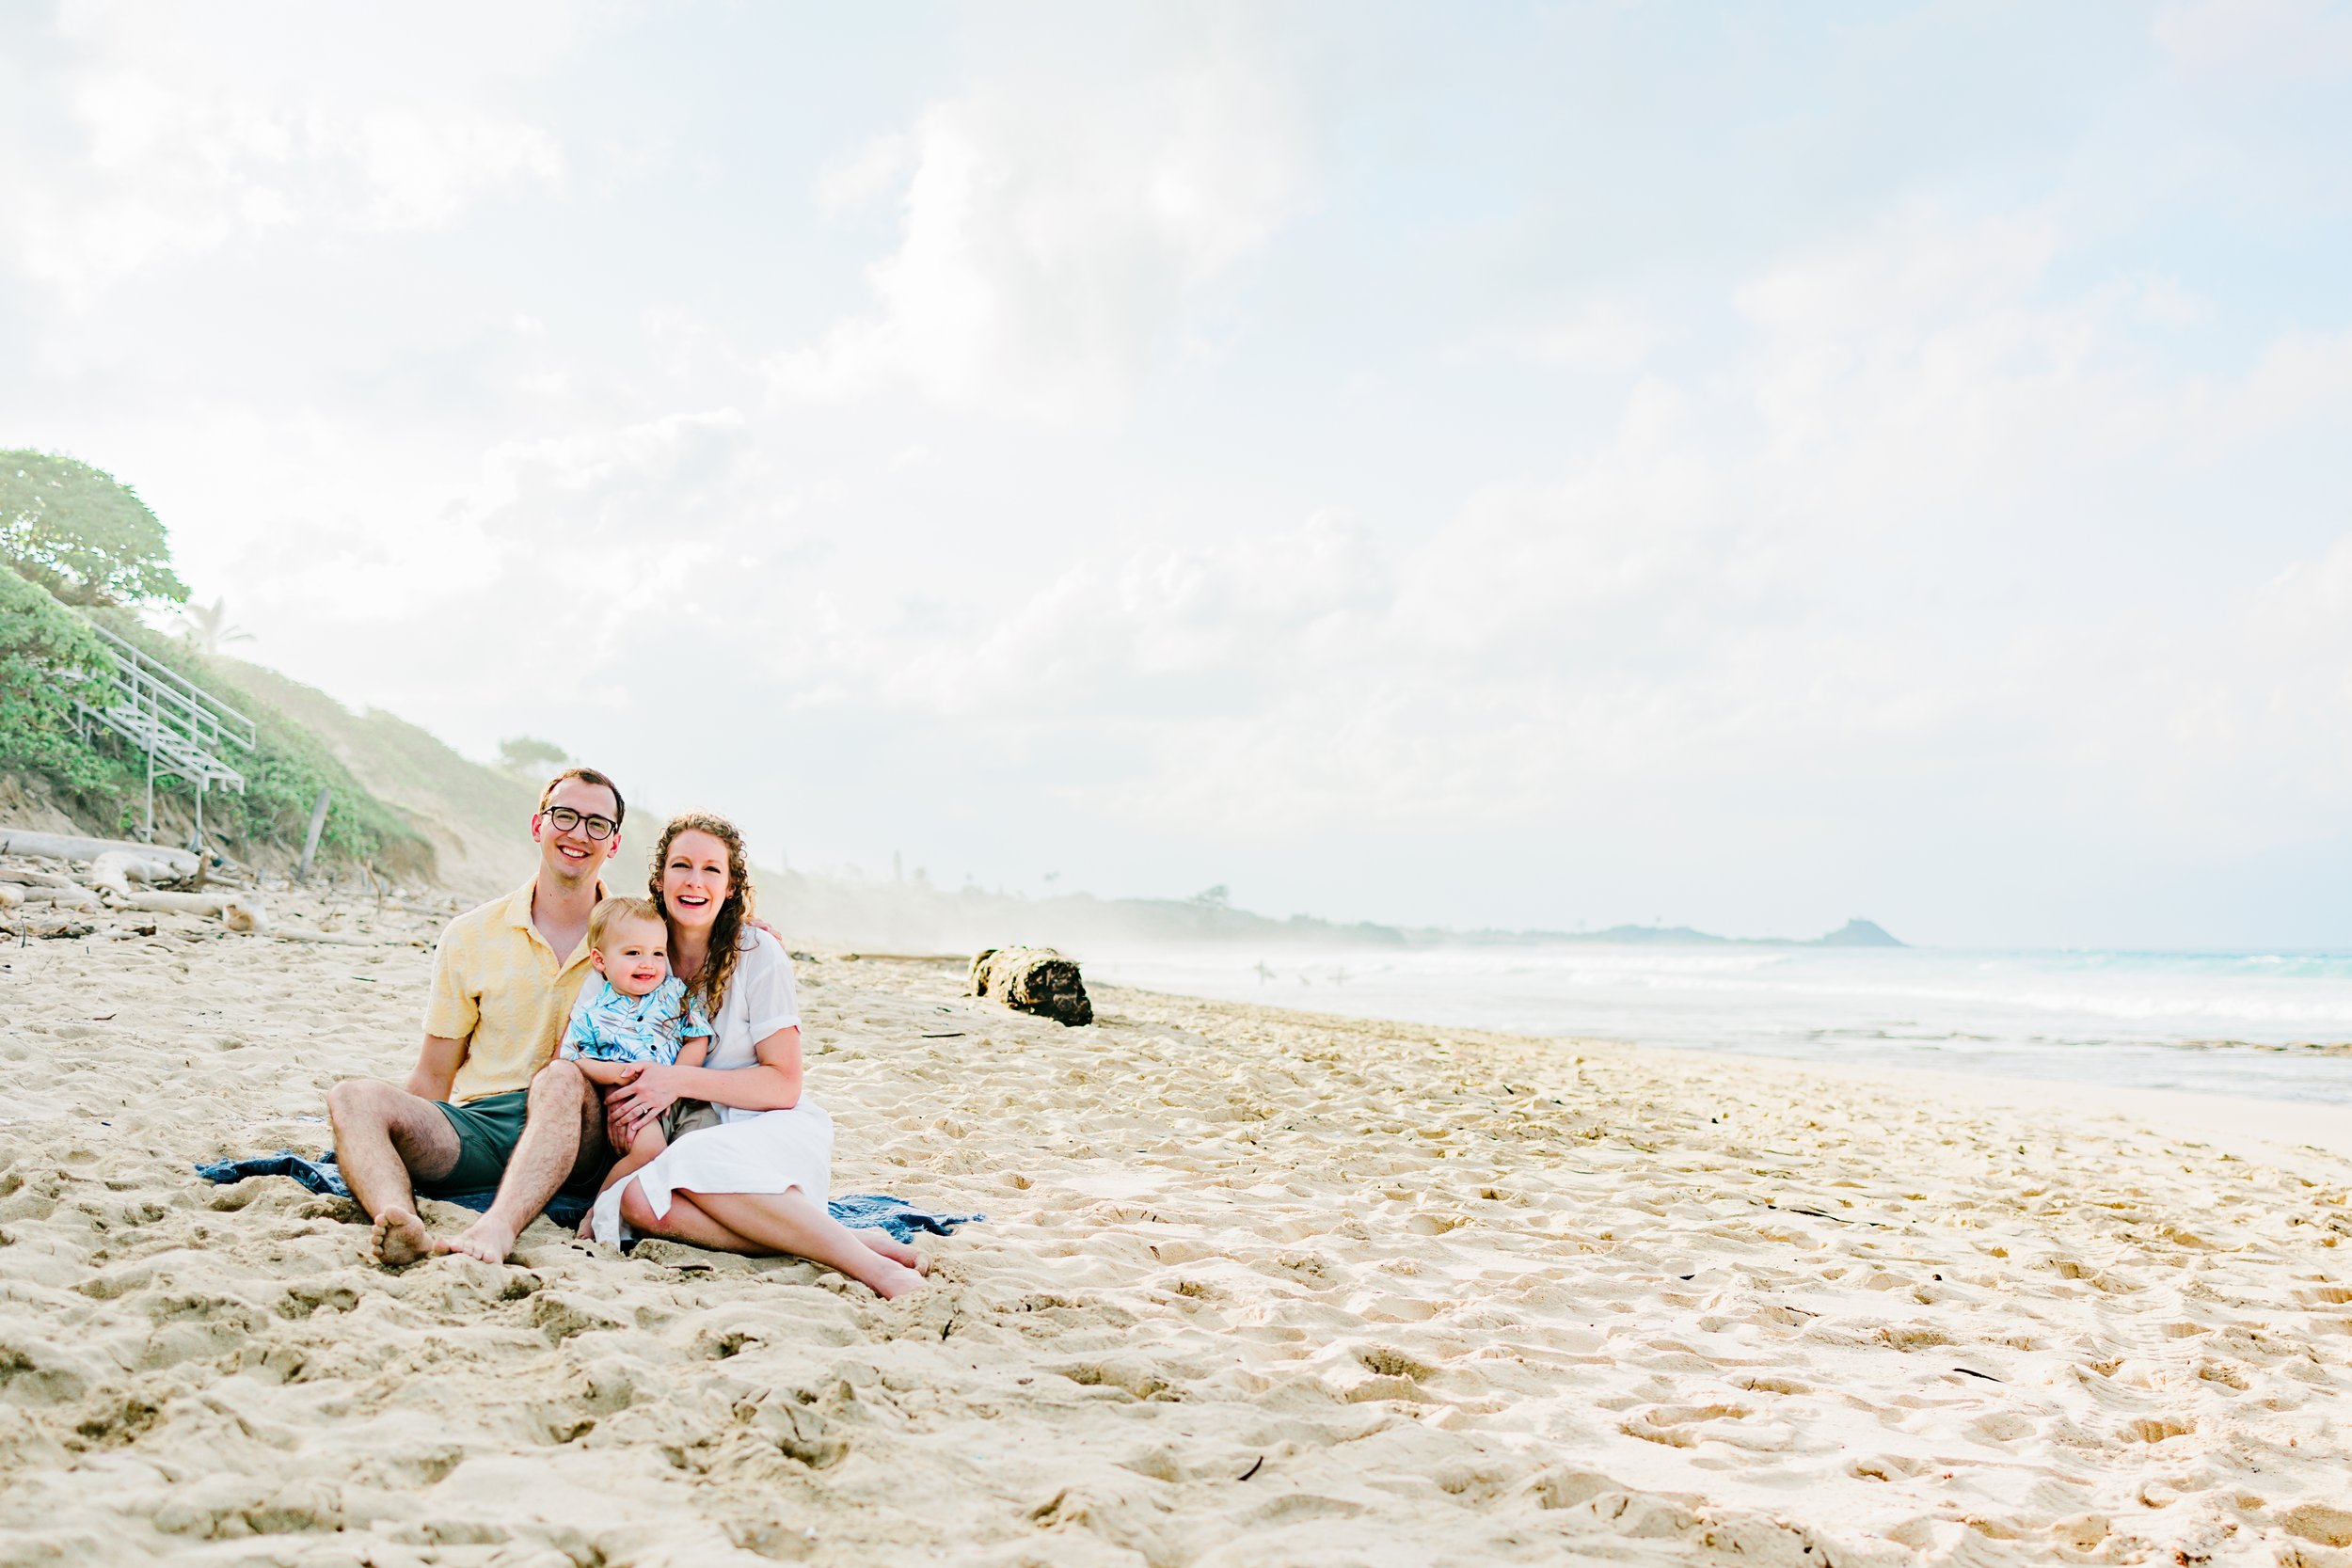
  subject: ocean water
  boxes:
[1080,944,2352,1105]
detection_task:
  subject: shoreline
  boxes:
[1660,1040,2352,1164]
[1089,965,2352,1164]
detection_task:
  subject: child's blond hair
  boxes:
[588,895,664,952]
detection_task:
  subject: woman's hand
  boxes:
[605,1063,684,1148]
[603,1084,637,1152]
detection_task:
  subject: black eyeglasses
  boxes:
[542,805,619,841]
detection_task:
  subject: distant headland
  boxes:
[1499,917,1906,948]
[760,887,1912,956]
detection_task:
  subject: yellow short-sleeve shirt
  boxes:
[422,879,602,1103]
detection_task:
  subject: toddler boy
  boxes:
[561,896,713,1212]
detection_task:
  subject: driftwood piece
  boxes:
[969,946,1094,1027]
[87,850,178,899]
[271,926,383,946]
[3,884,99,910]
[17,918,94,941]
[295,786,331,884]
[0,865,82,889]
[117,891,230,917]
[0,832,197,877]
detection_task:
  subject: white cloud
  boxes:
[478,408,750,515]
[860,510,1388,720]
[1736,204,2059,343]
[2154,0,2352,75]
[817,132,914,216]
[1494,299,1664,371]
[347,111,563,231]
[2,11,566,301]
[769,44,1304,423]
[2204,327,2352,452]
[743,199,2352,870]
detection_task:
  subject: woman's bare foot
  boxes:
[864,1257,925,1300]
[369,1208,432,1268]
[858,1229,930,1274]
[436,1215,516,1263]
[576,1210,596,1240]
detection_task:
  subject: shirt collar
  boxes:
[506,876,609,961]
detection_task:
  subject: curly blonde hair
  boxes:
[586,895,663,953]
[647,812,755,1019]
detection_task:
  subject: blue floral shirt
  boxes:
[559,975,713,1067]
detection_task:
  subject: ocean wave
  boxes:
[1088,942,2352,1102]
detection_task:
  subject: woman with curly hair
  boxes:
[585,812,926,1298]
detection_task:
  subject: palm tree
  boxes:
[180,596,254,657]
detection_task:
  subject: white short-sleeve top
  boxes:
[698,927,802,1070]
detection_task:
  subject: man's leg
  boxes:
[325,1077,461,1268]
[438,1060,594,1263]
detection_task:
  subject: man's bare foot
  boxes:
[859,1230,930,1274]
[369,1209,432,1268]
[436,1216,517,1264]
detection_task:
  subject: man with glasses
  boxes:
[327,767,628,1266]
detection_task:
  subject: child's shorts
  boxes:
[660,1100,719,1143]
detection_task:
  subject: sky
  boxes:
[4,0,2351,948]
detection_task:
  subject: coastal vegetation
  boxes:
[0,450,187,608]
[2,450,430,876]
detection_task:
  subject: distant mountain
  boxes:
[1813,918,1904,947]
[1490,917,1905,948]
[734,879,1910,956]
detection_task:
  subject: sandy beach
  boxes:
[3,916,2350,1567]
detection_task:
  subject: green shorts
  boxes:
[421,1089,610,1199]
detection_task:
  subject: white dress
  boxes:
[588,927,833,1244]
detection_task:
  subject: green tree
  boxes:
[0,451,189,607]
[497,736,569,775]
[0,565,119,792]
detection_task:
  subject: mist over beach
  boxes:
[5,5,2352,1565]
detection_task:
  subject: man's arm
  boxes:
[405,1035,467,1101]
[416,921,479,1103]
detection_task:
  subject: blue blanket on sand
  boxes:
[195,1149,983,1244]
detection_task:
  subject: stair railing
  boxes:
[66,618,257,847]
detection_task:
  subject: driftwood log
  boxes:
[1,884,98,910]
[1,866,83,889]
[87,850,178,899]
[113,890,234,917]
[0,832,197,878]
[969,946,1093,1027]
